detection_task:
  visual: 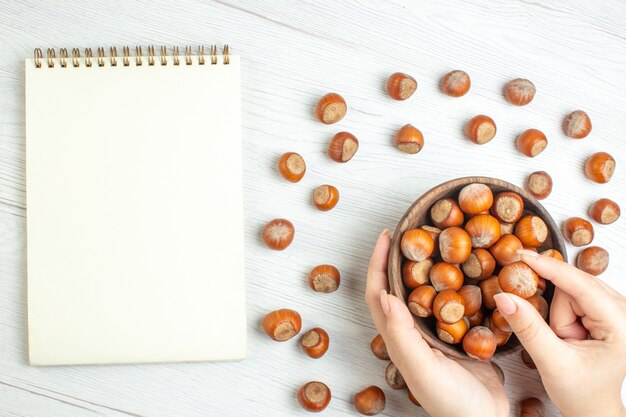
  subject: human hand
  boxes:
[493,249,626,417]
[365,230,509,417]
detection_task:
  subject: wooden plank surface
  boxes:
[1,0,625,415]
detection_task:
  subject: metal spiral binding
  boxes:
[33,44,231,67]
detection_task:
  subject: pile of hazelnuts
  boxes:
[400,182,555,360]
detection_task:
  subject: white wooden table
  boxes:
[1,1,625,416]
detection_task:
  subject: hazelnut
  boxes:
[436,317,469,344]
[433,289,465,324]
[421,225,442,257]
[517,129,547,157]
[278,152,306,183]
[491,192,524,223]
[514,215,548,247]
[385,362,407,390]
[407,390,421,407]
[263,309,302,341]
[585,152,615,183]
[262,219,295,250]
[370,334,389,360]
[353,386,385,415]
[479,276,503,310]
[386,72,417,100]
[519,397,545,417]
[576,246,609,276]
[499,221,516,235]
[462,326,497,360]
[301,327,330,359]
[589,198,621,224]
[308,265,340,293]
[563,217,594,247]
[429,262,464,291]
[563,110,591,139]
[465,115,497,145]
[315,93,346,124]
[491,308,512,332]
[297,381,331,412]
[312,185,339,211]
[467,307,485,327]
[465,214,501,248]
[402,259,434,289]
[485,316,512,346]
[458,183,494,214]
[439,227,472,264]
[540,248,564,261]
[536,277,546,296]
[521,349,537,369]
[327,132,359,163]
[462,248,496,281]
[489,234,523,266]
[430,198,464,228]
[504,78,536,106]
[526,294,549,320]
[408,285,437,318]
[498,261,539,299]
[526,171,553,200]
[401,228,435,262]
[441,70,471,97]
[457,285,482,316]
[395,124,424,154]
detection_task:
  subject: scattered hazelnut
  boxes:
[433,289,465,324]
[462,326,497,360]
[441,70,471,97]
[436,317,469,344]
[308,265,340,293]
[585,152,615,183]
[370,334,389,360]
[514,215,548,247]
[465,115,497,145]
[489,234,523,266]
[263,309,302,341]
[504,78,536,106]
[526,171,553,200]
[385,362,407,390]
[301,327,330,359]
[327,132,359,163]
[589,198,621,224]
[429,262,464,292]
[430,198,465,228]
[402,259,434,289]
[395,124,424,154]
[313,184,339,211]
[315,93,346,124]
[465,214,502,248]
[439,226,472,264]
[563,217,594,247]
[462,248,496,281]
[576,246,609,276]
[563,110,591,139]
[407,390,421,407]
[519,397,545,417]
[479,276,503,310]
[458,183,494,214]
[408,285,437,318]
[278,152,306,183]
[353,386,386,415]
[521,349,537,369]
[386,72,417,100]
[491,192,524,223]
[540,248,564,261]
[498,261,539,299]
[458,285,483,316]
[401,228,435,262]
[262,219,295,250]
[297,381,331,412]
[517,129,547,157]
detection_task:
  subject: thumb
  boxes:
[493,292,563,369]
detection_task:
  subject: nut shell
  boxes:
[462,248,496,280]
[297,381,331,412]
[429,262,464,292]
[436,317,469,344]
[439,227,472,264]
[526,171,552,200]
[441,70,471,97]
[308,265,340,293]
[458,285,482,316]
[491,192,524,223]
[313,185,339,211]
[589,198,621,224]
[498,261,539,299]
[263,309,302,341]
[563,217,594,247]
[401,228,435,262]
[462,326,497,360]
[278,152,306,182]
[408,285,437,318]
[433,289,465,324]
[576,246,609,276]
[430,198,464,228]
[301,328,330,359]
[327,132,359,163]
[458,183,493,215]
[517,129,547,157]
[504,78,536,106]
[315,93,346,124]
[385,362,407,390]
[465,115,497,145]
[585,152,615,183]
[563,110,591,139]
[353,386,386,416]
[262,219,295,250]
[386,72,417,100]
[370,334,389,360]
[395,124,424,154]
[465,214,501,248]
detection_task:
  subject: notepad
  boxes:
[25,45,246,365]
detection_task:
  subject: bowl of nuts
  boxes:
[387,177,566,360]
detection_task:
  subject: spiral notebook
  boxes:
[25,45,246,366]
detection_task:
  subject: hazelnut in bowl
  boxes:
[387,177,565,360]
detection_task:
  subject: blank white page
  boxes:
[25,54,245,365]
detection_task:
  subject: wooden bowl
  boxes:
[387,176,566,359]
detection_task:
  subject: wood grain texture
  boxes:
[1,0,625,416]
[387,176,563,359]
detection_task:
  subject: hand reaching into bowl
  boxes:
[366,229,626,417]
[365,229,510,417]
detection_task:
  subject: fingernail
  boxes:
[494,293,517,315]
[379,228,390,238]
[380,289,390,316]
[517,249,539,258]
